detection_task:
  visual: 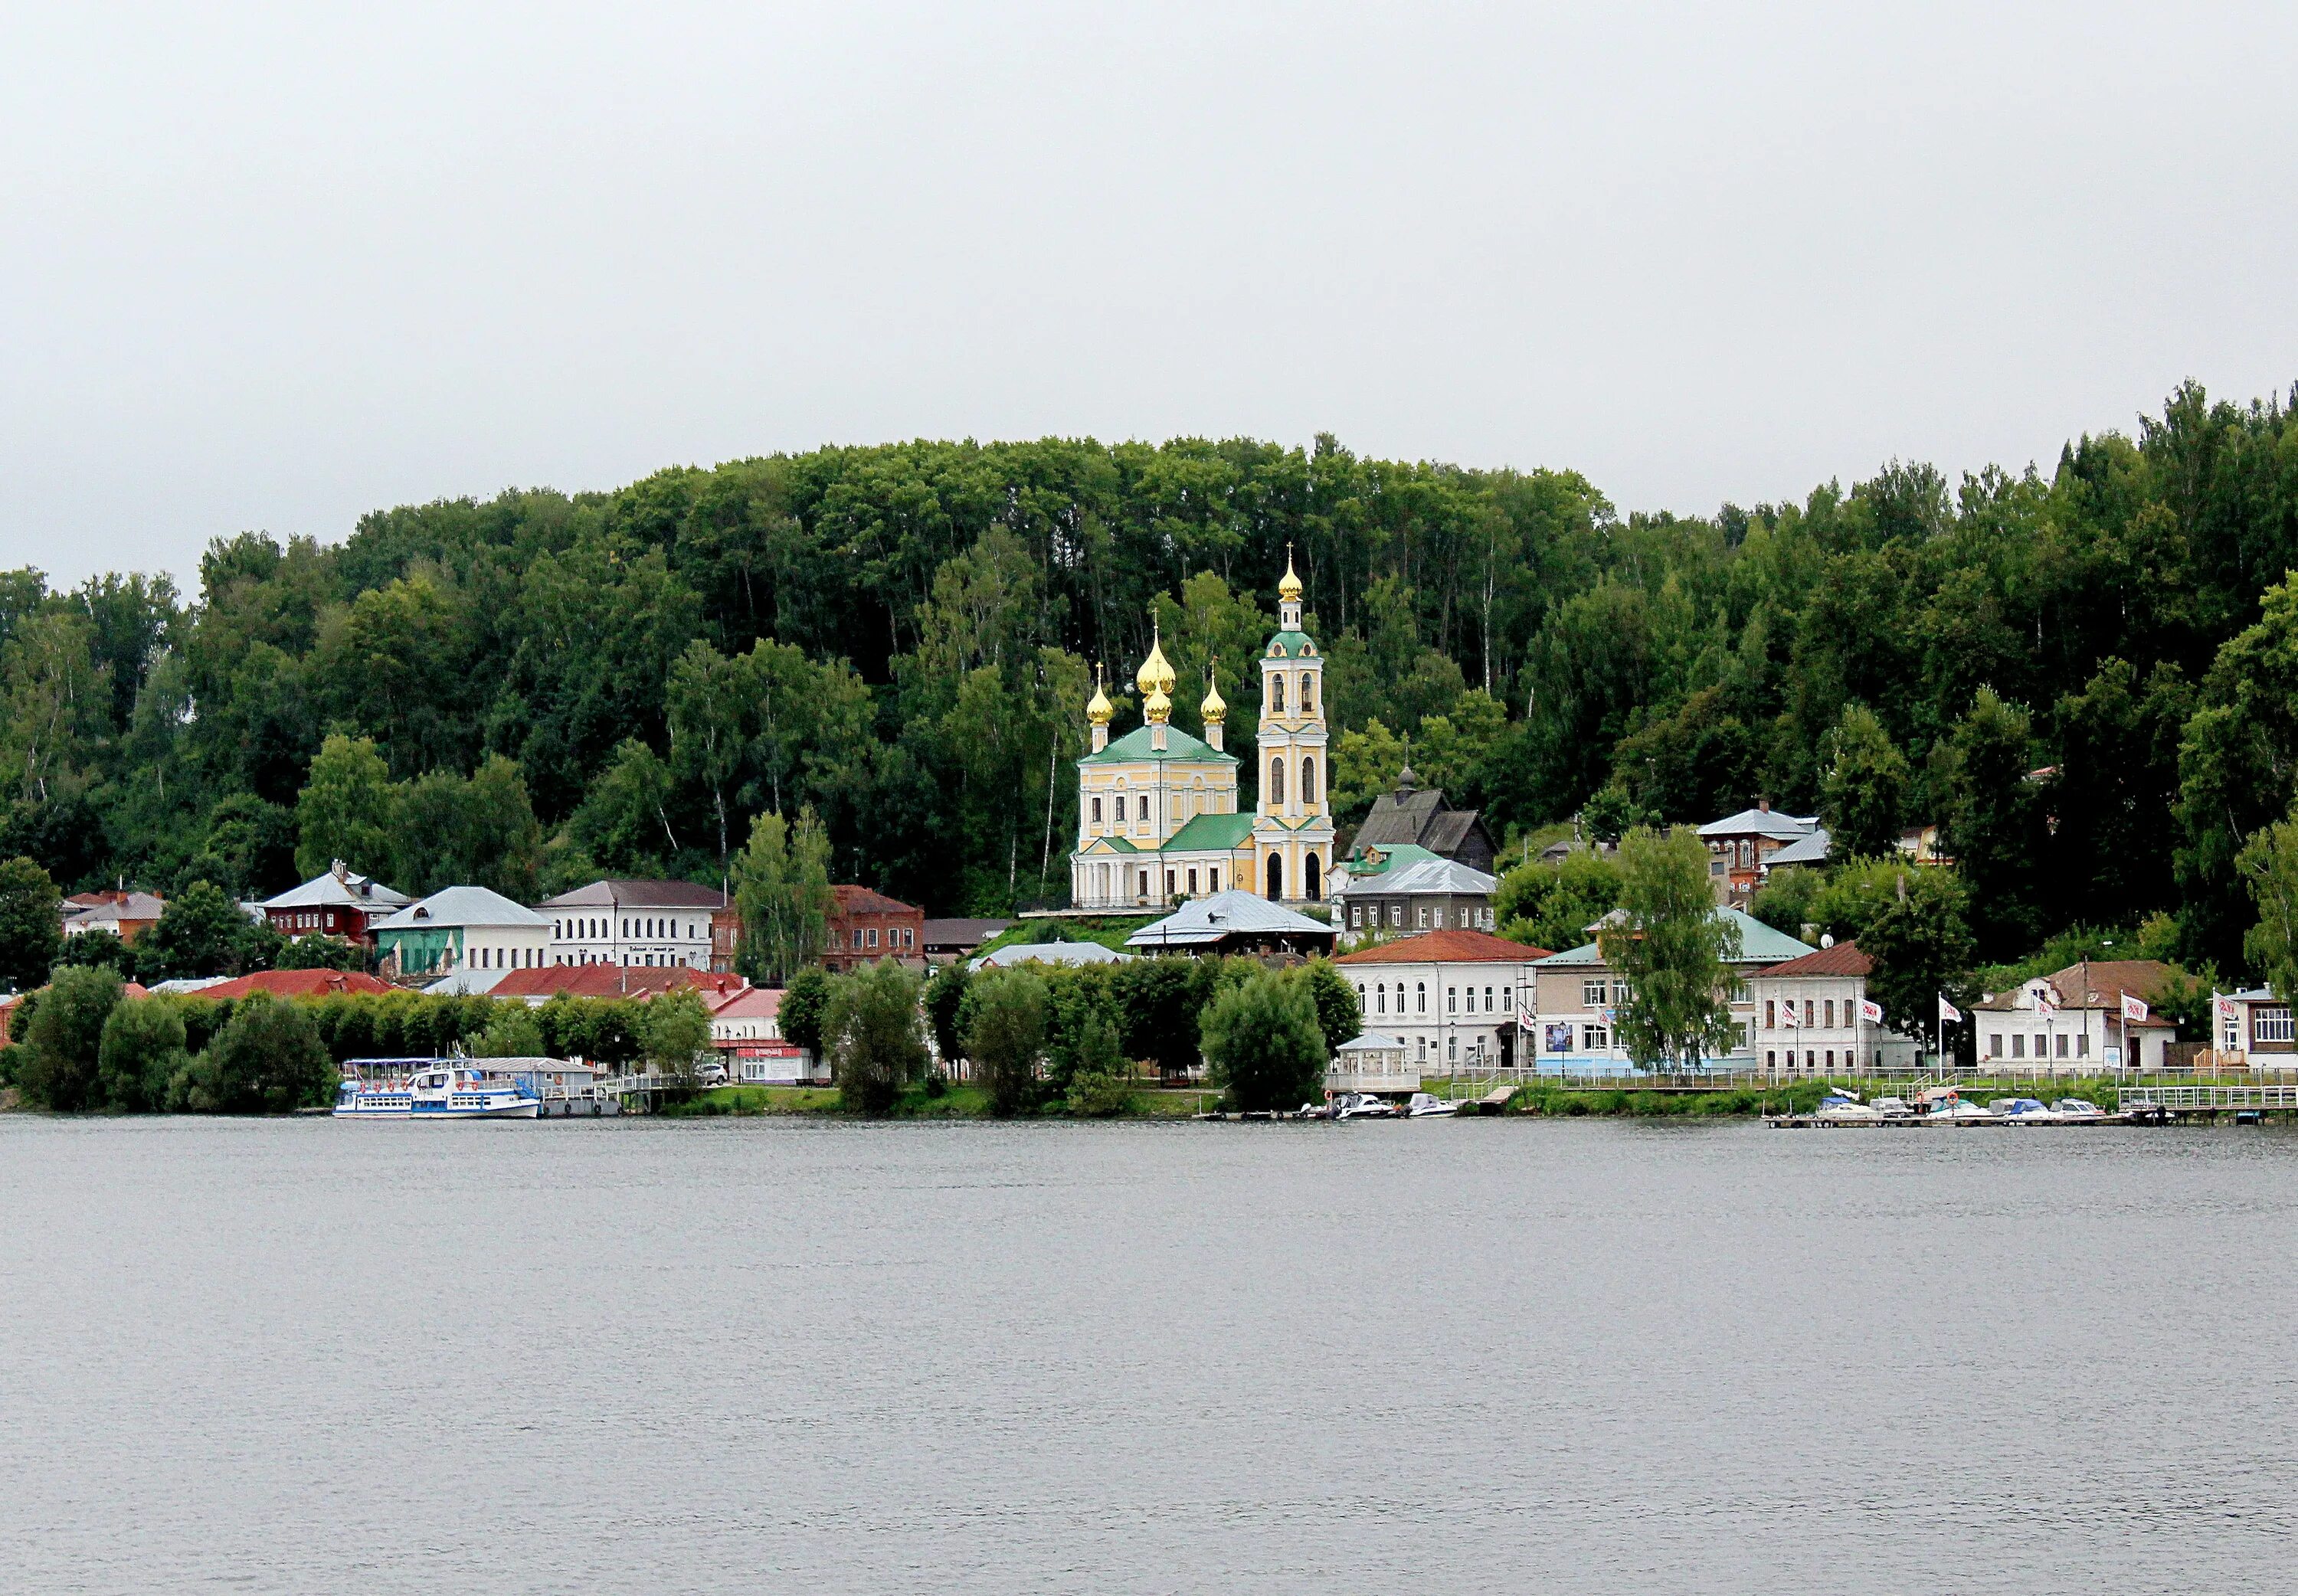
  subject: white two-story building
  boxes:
[541,878,727,969]
[1747,939,1922,1074]
[1530,908,1814,1074]
[1331,927,1547,1073]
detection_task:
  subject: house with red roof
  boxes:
[706,986,821,1084]
[1748,939,1921,1074]
[1969,958,2178,1074]
[823,885,923,973]
[1332,927,1550,1074]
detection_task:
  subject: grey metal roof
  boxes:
[1337,1031,1405,1052]
[261,868,411,911]
[970,940,1134,970]
[537,878,728,910]
[1763,828,1832,867]
[1697,808,1817,842]
[1125,888,1337,948]
[419,966,510,996]
[1337,856,1496,898]
[377,885,551,931]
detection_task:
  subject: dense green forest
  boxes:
[7,381,2298,974]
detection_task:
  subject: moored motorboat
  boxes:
[1405,1092,1458,1117]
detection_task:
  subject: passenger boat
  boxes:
[333,1061,540,1119]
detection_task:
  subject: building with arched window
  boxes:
[1069,552,1334,908]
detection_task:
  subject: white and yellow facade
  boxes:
[1069,554,1334,909]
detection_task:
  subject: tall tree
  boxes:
[1598,826,1743,1071]
[294,734,397,881]
[0,855,61,990]
[1818,703,1908,859]
[732,808,833,984]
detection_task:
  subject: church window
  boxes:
[1138,870,1150,901]
[1209,866,1219,891]
[1092,796,1102,824]
[1165,870,1176,898]
[1303,675,1316,712]
[1301,756,1317,803]
[1113,794,1125,823]
[1187,868,1199,895]
[1268,758,1285,805]
[1272,675,1286,712]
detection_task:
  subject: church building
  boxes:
[1069,554,1335,909]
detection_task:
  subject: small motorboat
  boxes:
[1336,1092,1399,1120]
[1926,1095,1994,1122]
[1992,1097,2055,1122]
[1872,1096,1914,1119]
[1815,1088,1881,1121]
[2051,1098,2109,1120]
[1404,1092,1458,1117]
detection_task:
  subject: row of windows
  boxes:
[549,951,707,968]
[1265,754,1318,806]
[1349,903,1494,931]
[555,916,707,941]
[1354,981,1515,1016]
[1985,1032,2090,1060]
[1764,999,1853,1029]
[1087,789,1233,829]
[1766,1049,1885,1070]
[1267,672,1318,715]
[829,924,915,952]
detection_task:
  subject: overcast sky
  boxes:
[5,2,2293,593]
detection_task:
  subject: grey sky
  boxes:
[5,2,2293,593]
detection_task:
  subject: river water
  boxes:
[3,1114,2295,1593]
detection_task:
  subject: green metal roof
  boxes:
[1078,834,1140,854]
[1162,812,1256,852]
[1078,724,1237,766]
[1534,907,1813,968]
[1264,630,1318,659]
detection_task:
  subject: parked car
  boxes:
[696,1061,728,1086]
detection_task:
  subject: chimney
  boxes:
[1757,798,1769,813]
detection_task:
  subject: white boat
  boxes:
[1992,1096,2055,1122]
[1336,1092,1399,1120]
[334,1061,540,1119]
[1405,1092,1458,1117]
[1926,1097,1994,1121]
[1815,1088,1881,1122]
[2052,1097,2109,1120]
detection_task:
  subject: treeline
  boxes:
[1,977,701,1113]
[8,385,2298,972]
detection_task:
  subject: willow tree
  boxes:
[1597,826,1742,1072]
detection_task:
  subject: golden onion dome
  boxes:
[1086,664,1112,725]
[1278,545,1304,602]
[1135,629,1177,697]
[1144,686,1173,724]
[1200,663,1227,724]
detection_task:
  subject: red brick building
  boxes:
[823,886,924,973]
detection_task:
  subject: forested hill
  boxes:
[7,381,2298,970]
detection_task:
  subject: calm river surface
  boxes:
[4,1114,2296,1593]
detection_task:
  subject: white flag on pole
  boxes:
[2122,993,2150,1024]
[1860,998,1884,1025]
[1939,996,1962,1026]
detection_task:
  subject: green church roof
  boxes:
[1264,630,1318,659]
[1079,724,1237,766]
[1162,812,1257,852]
